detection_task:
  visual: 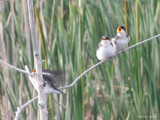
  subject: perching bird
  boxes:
[33,69,64,95]
[111,25,130,51]
[96,36,116,61]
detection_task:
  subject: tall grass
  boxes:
[0,0,160,119]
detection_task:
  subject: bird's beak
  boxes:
[33,69,36,73]
[117,26,121,33]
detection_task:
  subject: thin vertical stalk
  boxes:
[61,0,63,18]
[136,0,142,116]
[35,6,48,68]
[0,16,11,120]
[27,0,47,119]
[19,50,24,109]
[79,0,82,50]
[0,0,5,12]
[11,0,16,65]
[125,1,129,35]
[22,2,35,118]
[11,0,18,99]
[40,2,47,41]
[49,0,56,50]
[125,1,130,47]
[159,2,160,25]
[23,0,32,64]
[79,0,84,119]
[136,0,139,42]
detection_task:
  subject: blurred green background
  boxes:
[0,0,160,119]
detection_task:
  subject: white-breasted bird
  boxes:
[96,36,116,61]
[111,25,130,51]
[33,69,64,95]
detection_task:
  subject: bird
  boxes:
[96,36,116,61]
[111,25,130,51]
[32,69,64,95]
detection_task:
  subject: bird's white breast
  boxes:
[44,84,61,94]
[96,43,115,61]
[116,37,129,50]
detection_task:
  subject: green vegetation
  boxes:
[0,0,160,119]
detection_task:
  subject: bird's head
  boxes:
[101,36,110,41]
[117,25,126,36]
[100,36,110,45]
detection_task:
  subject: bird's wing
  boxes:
[111,38,116,49]
[127,35,130,43]
[98,43,103,47]
[42,70,65,86]
[97,43,103,50]
[43,75,64,95]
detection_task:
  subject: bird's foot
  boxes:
[121,49,125,52]
[42,81,47,87]
[108,57,112,60]
[119,49,125,53]
[116,49,125,54]
[115,50,119,54]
